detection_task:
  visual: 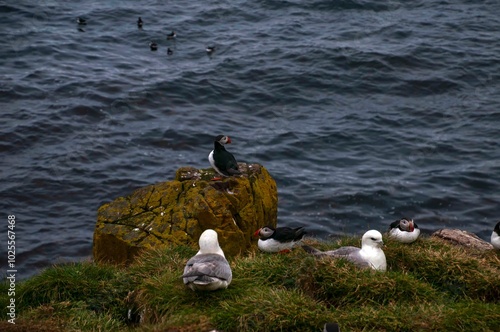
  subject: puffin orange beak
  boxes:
[253,229,261,238]
[226,136,232,144]
[408,220,415,232]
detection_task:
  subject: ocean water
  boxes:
[1,0,499,279]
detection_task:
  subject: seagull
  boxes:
[324,322,340,332]
[149,42,158,51]
[388,217,420,243]
[77,17,87,25]
[492,221,500,249]
[167,31,176,39]
[137,17,143,28]
[182,229,232,291]
[302,230,387,271]
[167,48,173,55]
[254,225,306,253]
[208,135,241,180]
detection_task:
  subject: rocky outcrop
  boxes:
[432,229,494,251]
[93,163,278,265]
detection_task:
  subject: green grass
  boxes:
[1,236,500,331]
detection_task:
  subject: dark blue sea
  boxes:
[1,0,499,279]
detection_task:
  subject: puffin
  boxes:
[149,42,158,51]
[303,230,387,272]
[491,221,500,249]
[167,47,173,55]
[137,17,143,28]
[182,229,232,291]
[77,17,87,25]
[167,31,176,39]
[254,225,307,253]
[208,135,241,179]
[388,218,420,243]
[206,46,215,54]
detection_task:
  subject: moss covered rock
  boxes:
[93,163,278,265]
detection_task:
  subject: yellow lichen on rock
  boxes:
[93,163,278,265]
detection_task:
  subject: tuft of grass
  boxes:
[1,236,499,331]
[18,262,130,313]
[296,256,443,307]
[385,237,500,301]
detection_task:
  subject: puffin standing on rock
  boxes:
[388,217,420,243]
[208,135,241,180]
[254,225,307,253]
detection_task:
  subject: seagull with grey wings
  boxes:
[303,230,387,272]
[182,229,232,291]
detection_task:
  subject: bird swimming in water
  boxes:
[149,42,158,51]
[167,48,173,55]
[167,31,176,39]
[206,46,215,54]
[137,17,143,28]
[77,17,87,25]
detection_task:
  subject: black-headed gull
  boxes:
[491,221,500,249]
[388,218,420,243]
[254,225,306,253]
[182,229,232,291]
[303,230,387,271]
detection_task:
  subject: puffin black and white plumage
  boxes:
[491,221,500,249]
[388,218,420,243]
[167,31,176,39]
[77,17,87,25]
[167,48,173,55]
[206,46,215,54]
[254,225,307,253]
[208,135,241,179]
[137,17,143,28]
[149,41,158,51]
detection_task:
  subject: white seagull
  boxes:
[302,230,387,272]
[388,217,420,243]
[491,221,500,249]
[182,229,232,291]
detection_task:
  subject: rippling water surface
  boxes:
[1,0,499,278]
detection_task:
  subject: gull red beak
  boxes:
[253,228,261,238]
